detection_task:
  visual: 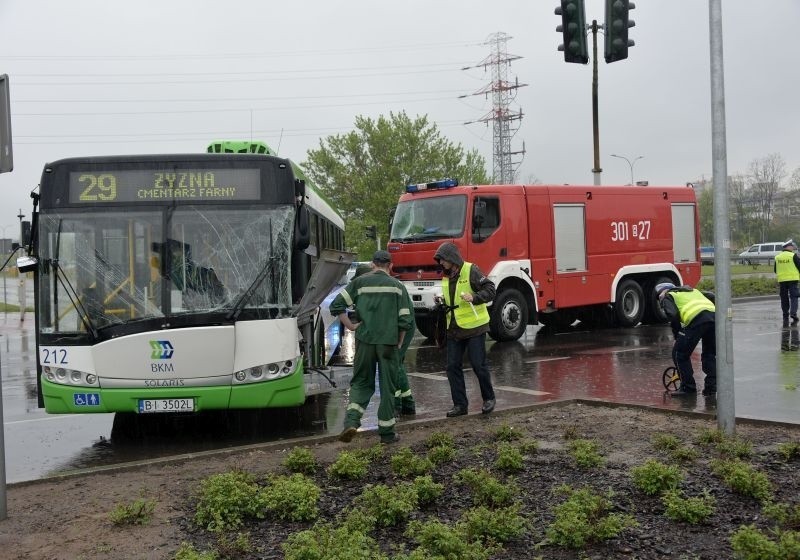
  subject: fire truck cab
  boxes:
[387,180,701,342]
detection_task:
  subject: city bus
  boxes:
[18,143,351,414]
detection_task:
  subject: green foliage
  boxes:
[215,532,252,560]
[695,428,725,446]
[669,446,700,464]
[517,439,540,455]
[194,471,261,532]
[696,277,777,297]
[283,447,318,474]
[411,475,444,506]
[354,483,418,527]
[716,437,754,459]
[458,504,528,543]
[494,442,524,473]
[763,501,800,530]
[455,467,517,508]
[729,525,800,560]
[260,473,320,522]
[427,444,456,465]
[777,442,800,462]
[493,423,524,442]
[651,433,682,451]
[711,459,774,503]
[661,490,716,524]
[328,450,370,480]
[174,542,218,560]
[390,447,434,478]
[545,485,637,548]
[109,497,156,526]
[630,459,683,496]
[282,522,388,560]
[303,111,490,258]
[403,519,496,560]
[425,431,455,448]
[567,439,605,468]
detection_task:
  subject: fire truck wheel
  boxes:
[489,288,528,341]
[416,316,440,341]
[643,276,671,324]
[614,279,645,327]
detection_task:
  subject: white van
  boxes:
[738,242,785,265]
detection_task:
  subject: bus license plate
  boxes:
[138,398,194,413]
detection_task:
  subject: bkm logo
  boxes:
[149,340,174,360]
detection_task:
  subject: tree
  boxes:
[303,111,490,258]
[728,173,753,247]
[748,153,786,242]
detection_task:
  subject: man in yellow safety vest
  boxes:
[774,239,800,327]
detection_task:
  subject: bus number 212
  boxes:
[611,220,651,241]
[42,348,68,365]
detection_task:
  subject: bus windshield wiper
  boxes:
[50,229,99,340]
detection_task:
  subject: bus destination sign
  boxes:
[68,168,261,203]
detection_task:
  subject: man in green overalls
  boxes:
[330,250,414,444]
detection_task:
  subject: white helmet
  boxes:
[655,282,676,298]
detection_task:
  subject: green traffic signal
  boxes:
[605,0,636,63]
[555,0,588,64]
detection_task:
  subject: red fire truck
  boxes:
[387,179,701,341]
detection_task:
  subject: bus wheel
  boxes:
[489,288,528,341]
[614,279,645,327]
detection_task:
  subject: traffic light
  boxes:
[555,0,588,64]
[605,0,635,63]
[365,225,377,239]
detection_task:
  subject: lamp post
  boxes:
[0,224,10,314]
[610,154,644,185]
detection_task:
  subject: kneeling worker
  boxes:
[656,282,717,397]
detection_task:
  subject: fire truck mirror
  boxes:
[473,199,487,228]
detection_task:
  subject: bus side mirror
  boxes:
[17,255,37,273]
[294,178,306,199]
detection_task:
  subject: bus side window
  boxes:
[472,197,500,242]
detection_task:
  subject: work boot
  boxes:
[670,387,697,397]
[338,426,358,443]
[380,433,400,445]
[702,386,717,396]
[792,315,799,325]
[481,398,496,414]
[446,406,468,417]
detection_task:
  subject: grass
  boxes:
[702,263,774,276]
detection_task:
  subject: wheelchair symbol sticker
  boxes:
[73,393,100,406]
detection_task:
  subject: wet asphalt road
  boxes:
[2,296,799,484]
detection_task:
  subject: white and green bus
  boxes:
[19,141,351,414]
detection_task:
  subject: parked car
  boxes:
[700,246,715,265]
[738,242,784,265]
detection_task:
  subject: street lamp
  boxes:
[610,154,644,185]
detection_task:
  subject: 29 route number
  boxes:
[77,173,118,202]
[610,220,651,241]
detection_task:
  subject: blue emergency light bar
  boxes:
[405,178,458,193]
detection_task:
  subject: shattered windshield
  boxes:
[37,205,294,334]
[390,194,466,242]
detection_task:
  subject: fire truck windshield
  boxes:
[390,194,466,243]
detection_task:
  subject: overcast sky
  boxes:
[1,0,799,237]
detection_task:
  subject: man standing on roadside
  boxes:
[434,242,496,417]
[774,239,800,327]
[329,250,414,444]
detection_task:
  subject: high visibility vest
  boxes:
[775,251,800,282]
[670,289,715,327]
[442,262,490,328]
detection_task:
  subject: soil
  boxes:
[2,401,800,560]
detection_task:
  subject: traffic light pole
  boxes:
[590,20,602,186]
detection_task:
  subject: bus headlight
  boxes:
[233,358,298,384]
[42,367,99,387]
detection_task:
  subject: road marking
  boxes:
[494,385,551,396]
[407,372,551,396]
[574,346,654,355]
[524,356,570,364]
